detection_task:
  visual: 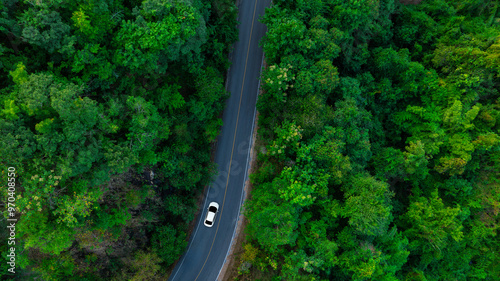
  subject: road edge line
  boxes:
[216,53,265,281]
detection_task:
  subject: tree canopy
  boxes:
[241,0,500,280]
[0,0,238,279]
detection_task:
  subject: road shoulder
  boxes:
[218,110,260,281]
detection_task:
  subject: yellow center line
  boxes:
[194,0,259,280]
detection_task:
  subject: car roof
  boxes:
[206,212,215,222]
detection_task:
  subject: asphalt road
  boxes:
[168,0,271,280]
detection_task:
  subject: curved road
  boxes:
[168,0,271,280]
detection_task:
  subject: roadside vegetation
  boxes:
[239,0,500,280]
[0,0,238,279]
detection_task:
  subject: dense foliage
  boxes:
[242,0,500,280]
[0,0,238,279]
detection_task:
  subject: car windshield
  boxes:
[209,206,217,212]
[205,220,212,225]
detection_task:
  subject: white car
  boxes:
[204,202,219,227]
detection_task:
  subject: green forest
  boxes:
[0,0,238,279]
[1,0,500,280]
[239,0,500,280]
